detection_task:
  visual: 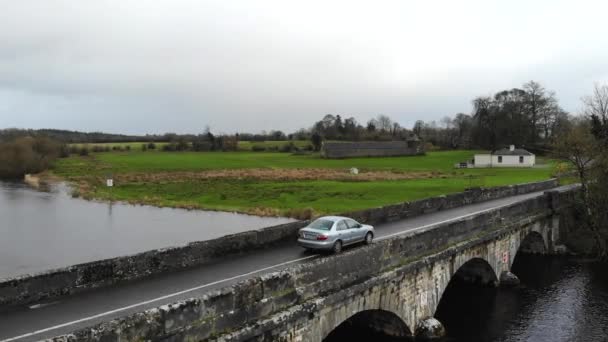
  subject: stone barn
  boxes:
[321,137,424,159]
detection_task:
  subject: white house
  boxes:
[474,145,535,168]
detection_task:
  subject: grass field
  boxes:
[53,150,557,217]
[55,150,489,175]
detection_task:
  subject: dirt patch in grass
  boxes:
[110,168,444,183]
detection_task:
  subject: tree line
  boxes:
[0,129,160,144]
[0,81,571,153]
[412,81,570,151]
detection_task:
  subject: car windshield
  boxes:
[308,219,334,231]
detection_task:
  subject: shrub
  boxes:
[284,207,315,220]
[192,140,212,151]
[59,145,70,158]
[311,132,322,151]
[79,147,89,156]
[279,142,296,153]
[251,145,266,152]
[125,145,131,151]
[0,136,62,179]
[163,143,177,151]
[141,144,147,151]
[147,142,156,149]
[176,139,189,151]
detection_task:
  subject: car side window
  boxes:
[337,220,348,231]
[346,219,360,228]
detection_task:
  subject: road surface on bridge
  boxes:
[0,190,546,342]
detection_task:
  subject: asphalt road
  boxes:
[0,191,545,342]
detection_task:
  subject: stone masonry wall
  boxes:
[0,179,558,308]
[48,184,578,341]
[321,141,424,158]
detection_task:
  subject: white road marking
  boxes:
[28,302,59,310]
[1,192,542,342]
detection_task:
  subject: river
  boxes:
[437,255,608,342]
[0,181,294,279]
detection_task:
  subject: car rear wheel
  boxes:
[332,240,342,254]
[364,232,373,245]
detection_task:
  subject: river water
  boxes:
[438,255,608,342]
[0,181,294,279]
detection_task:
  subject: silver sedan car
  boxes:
[297,216,374,253]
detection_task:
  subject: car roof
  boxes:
[315,216,352,222]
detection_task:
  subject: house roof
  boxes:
[493,148,534,156]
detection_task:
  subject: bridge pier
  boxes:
[416,317,446,341]
[499,271,520,287]
[415,317,446,340]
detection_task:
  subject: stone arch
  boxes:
[444,256,499,291]
[509,230,550,285]
[517,230,547,255]
[432,257,499,338]
[323,309,413,341]
[434,257,499,315]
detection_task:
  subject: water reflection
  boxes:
[437,256,608,342]
[0,181,294,279]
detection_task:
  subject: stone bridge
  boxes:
[51,185,579,342]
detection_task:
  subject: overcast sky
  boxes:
[1,0,607,135]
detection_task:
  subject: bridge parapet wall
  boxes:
[49,185,578,342]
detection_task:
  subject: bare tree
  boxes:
[583,83,608,120]
[583,83,608,142]
[440,116,453,129]
[376,115,393,132]
[553,121,597,194]
[391,122,401,136]
[538,94,561,139]
[554,120,606,258]
[524,80,546,142]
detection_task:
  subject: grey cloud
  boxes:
[1,0,608,134]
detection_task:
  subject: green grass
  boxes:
[92,174,555,216]
[55,150,491,176]
[52,150,557,217]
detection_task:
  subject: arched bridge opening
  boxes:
[434,258,499,340]
[517,231,547,255]
[323,309,413,342]
[512,231,559,287]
